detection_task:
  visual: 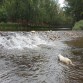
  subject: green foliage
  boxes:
[73,20,83,30]
[0,23,50,31]
[0,6,7,22]
[0,0,73,28]
[57,8,73,26]
[3,0,59,23]
[65,0,83,22]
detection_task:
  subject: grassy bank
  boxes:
[0,23,72,31]
[0,23,50,31]
[73,20,83,30]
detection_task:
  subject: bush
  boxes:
[73,20,83,30]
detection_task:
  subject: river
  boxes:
[0,31,83,83]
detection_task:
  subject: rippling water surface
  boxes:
[65,37,83,83]
[0,31,83,83]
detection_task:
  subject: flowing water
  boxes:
[65,37,83,83]
[0,31,83,83]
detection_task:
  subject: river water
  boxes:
[0,31,83,83]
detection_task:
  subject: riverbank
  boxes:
[0,23,72,31]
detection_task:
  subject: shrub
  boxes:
[73,20,83,30]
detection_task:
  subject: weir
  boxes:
[0,31,68,50]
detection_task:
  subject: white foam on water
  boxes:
[0,32,53,49]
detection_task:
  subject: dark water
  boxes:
[0,32,83,83]
[65,37,83,83]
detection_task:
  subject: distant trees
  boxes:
[0,0,73,26]
[65,0,83,22]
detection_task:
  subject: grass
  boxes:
[0,22,49,31]
[0,22,72,31]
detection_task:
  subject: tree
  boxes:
[0,0,71,27]
[65,0,83,22]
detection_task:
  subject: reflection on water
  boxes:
[65,37,83,83]
[66,37,83,48]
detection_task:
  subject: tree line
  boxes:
[0,0,73,26]
[0,0,82,27]
[65,0,83,22]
